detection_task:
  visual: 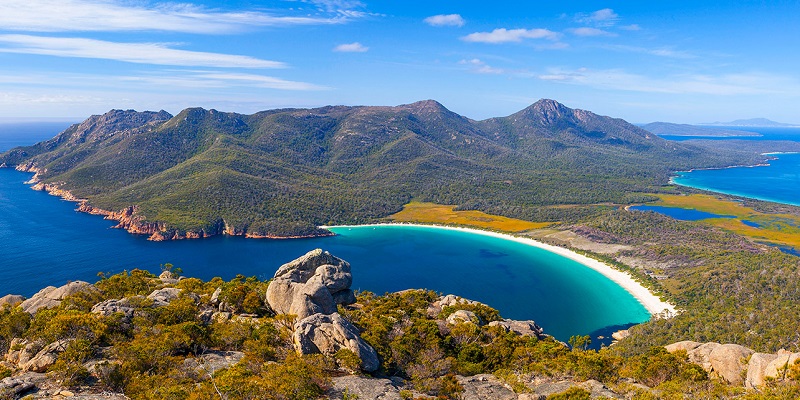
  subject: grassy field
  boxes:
[389,201,551,232]
[650,194,800,249]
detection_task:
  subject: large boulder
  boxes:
[488,319,545,338]
[0,294,25,308]
[447,310,481,325]
[293,312,379,372]
[147,287,182,306]
[686,342,720,372]
[764,351,800,382]
[665,341,702,354]
[746,353,779,388]
[21,339,73,372]
[91,297,141,321]
[708,344,754,385]
[266,249,355,320]
[20,281,96,314]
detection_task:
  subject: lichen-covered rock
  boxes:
[746,353,779,388]
[708,344,754,385]
[488,319,544,338]
[665,340,702,354]
[23,339,74,372]
[147,287,182,306]
[266,249,355,320]
[293,312,379,372]
[457,374,517,400]
[447,309,481,325]
[0,294,25,308]
[20,281,96,314]
[5,338,42,366]
[764,351,800,382]
[91,297,140,321]
[686,342,720,372]
[330,375,404,400]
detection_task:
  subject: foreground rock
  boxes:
[665,340,800,387]
[266,249,356,320]
[488,319,545,339]
[0,294,25,308]
[293,312,379,372]
[20,281,96,314]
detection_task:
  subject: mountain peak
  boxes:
[403,99,448,114]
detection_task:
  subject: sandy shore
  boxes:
[322,223,677,317]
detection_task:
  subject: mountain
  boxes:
[0,99,764,238]
[642,122,761,137]
[701,118,798,127]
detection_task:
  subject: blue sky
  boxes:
[0,0,798,123]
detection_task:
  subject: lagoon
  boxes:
[0,168,651,344]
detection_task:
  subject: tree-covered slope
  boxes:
[0,99,764,238]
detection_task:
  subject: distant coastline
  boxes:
[670,152,800,207]
[323,223,677,317]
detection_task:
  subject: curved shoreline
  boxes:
[670,153,800,207]
[322,223,677,318]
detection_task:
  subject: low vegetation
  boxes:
[388,201,551,232]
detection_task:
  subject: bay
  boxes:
[671,152,800,207]
[0,168,649,344]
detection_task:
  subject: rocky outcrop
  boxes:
[0,372,46,398]
[709,344,754,385]
[457,374,517,400]
[446,310,481,325]
[20,281,96,314]
[0,294,25,308]
[488,319,545,339]
[147,287,182,306]
[663,341,800,387]
[330,375,405,400]
[764,351,800,382]
[90,297,140,321]
[293,312,379,372]
[6,339,73,372]
[746,353,779,388]
[266,249,356,320]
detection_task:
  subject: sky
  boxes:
[0,0,799,123]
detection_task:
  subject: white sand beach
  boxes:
[322,223,677,317]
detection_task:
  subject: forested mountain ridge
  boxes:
[0,99,765,238]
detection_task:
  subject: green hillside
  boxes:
[0,99,764,238]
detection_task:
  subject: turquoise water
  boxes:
[0,168,649,344]
[629,205,735,221]
[672,153,800,207]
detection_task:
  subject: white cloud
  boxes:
[0,0,350,34]
[458,58,503,74]
[538,67,794,95]
[0,35,286,68]
[333,42,369,52]
[126,71,327,91]
[602,45,694,59]
[576,8,619,26]
[424,14,465,27]
[461,28,559,44]
[620,24,641,31]
[568,27,616,37]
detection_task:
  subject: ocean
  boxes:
[663,127,800,207]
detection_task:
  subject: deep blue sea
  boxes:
[0,167,649,345]
[0,121,75,152]
[663,127,800,207]
[671,153,800,207]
